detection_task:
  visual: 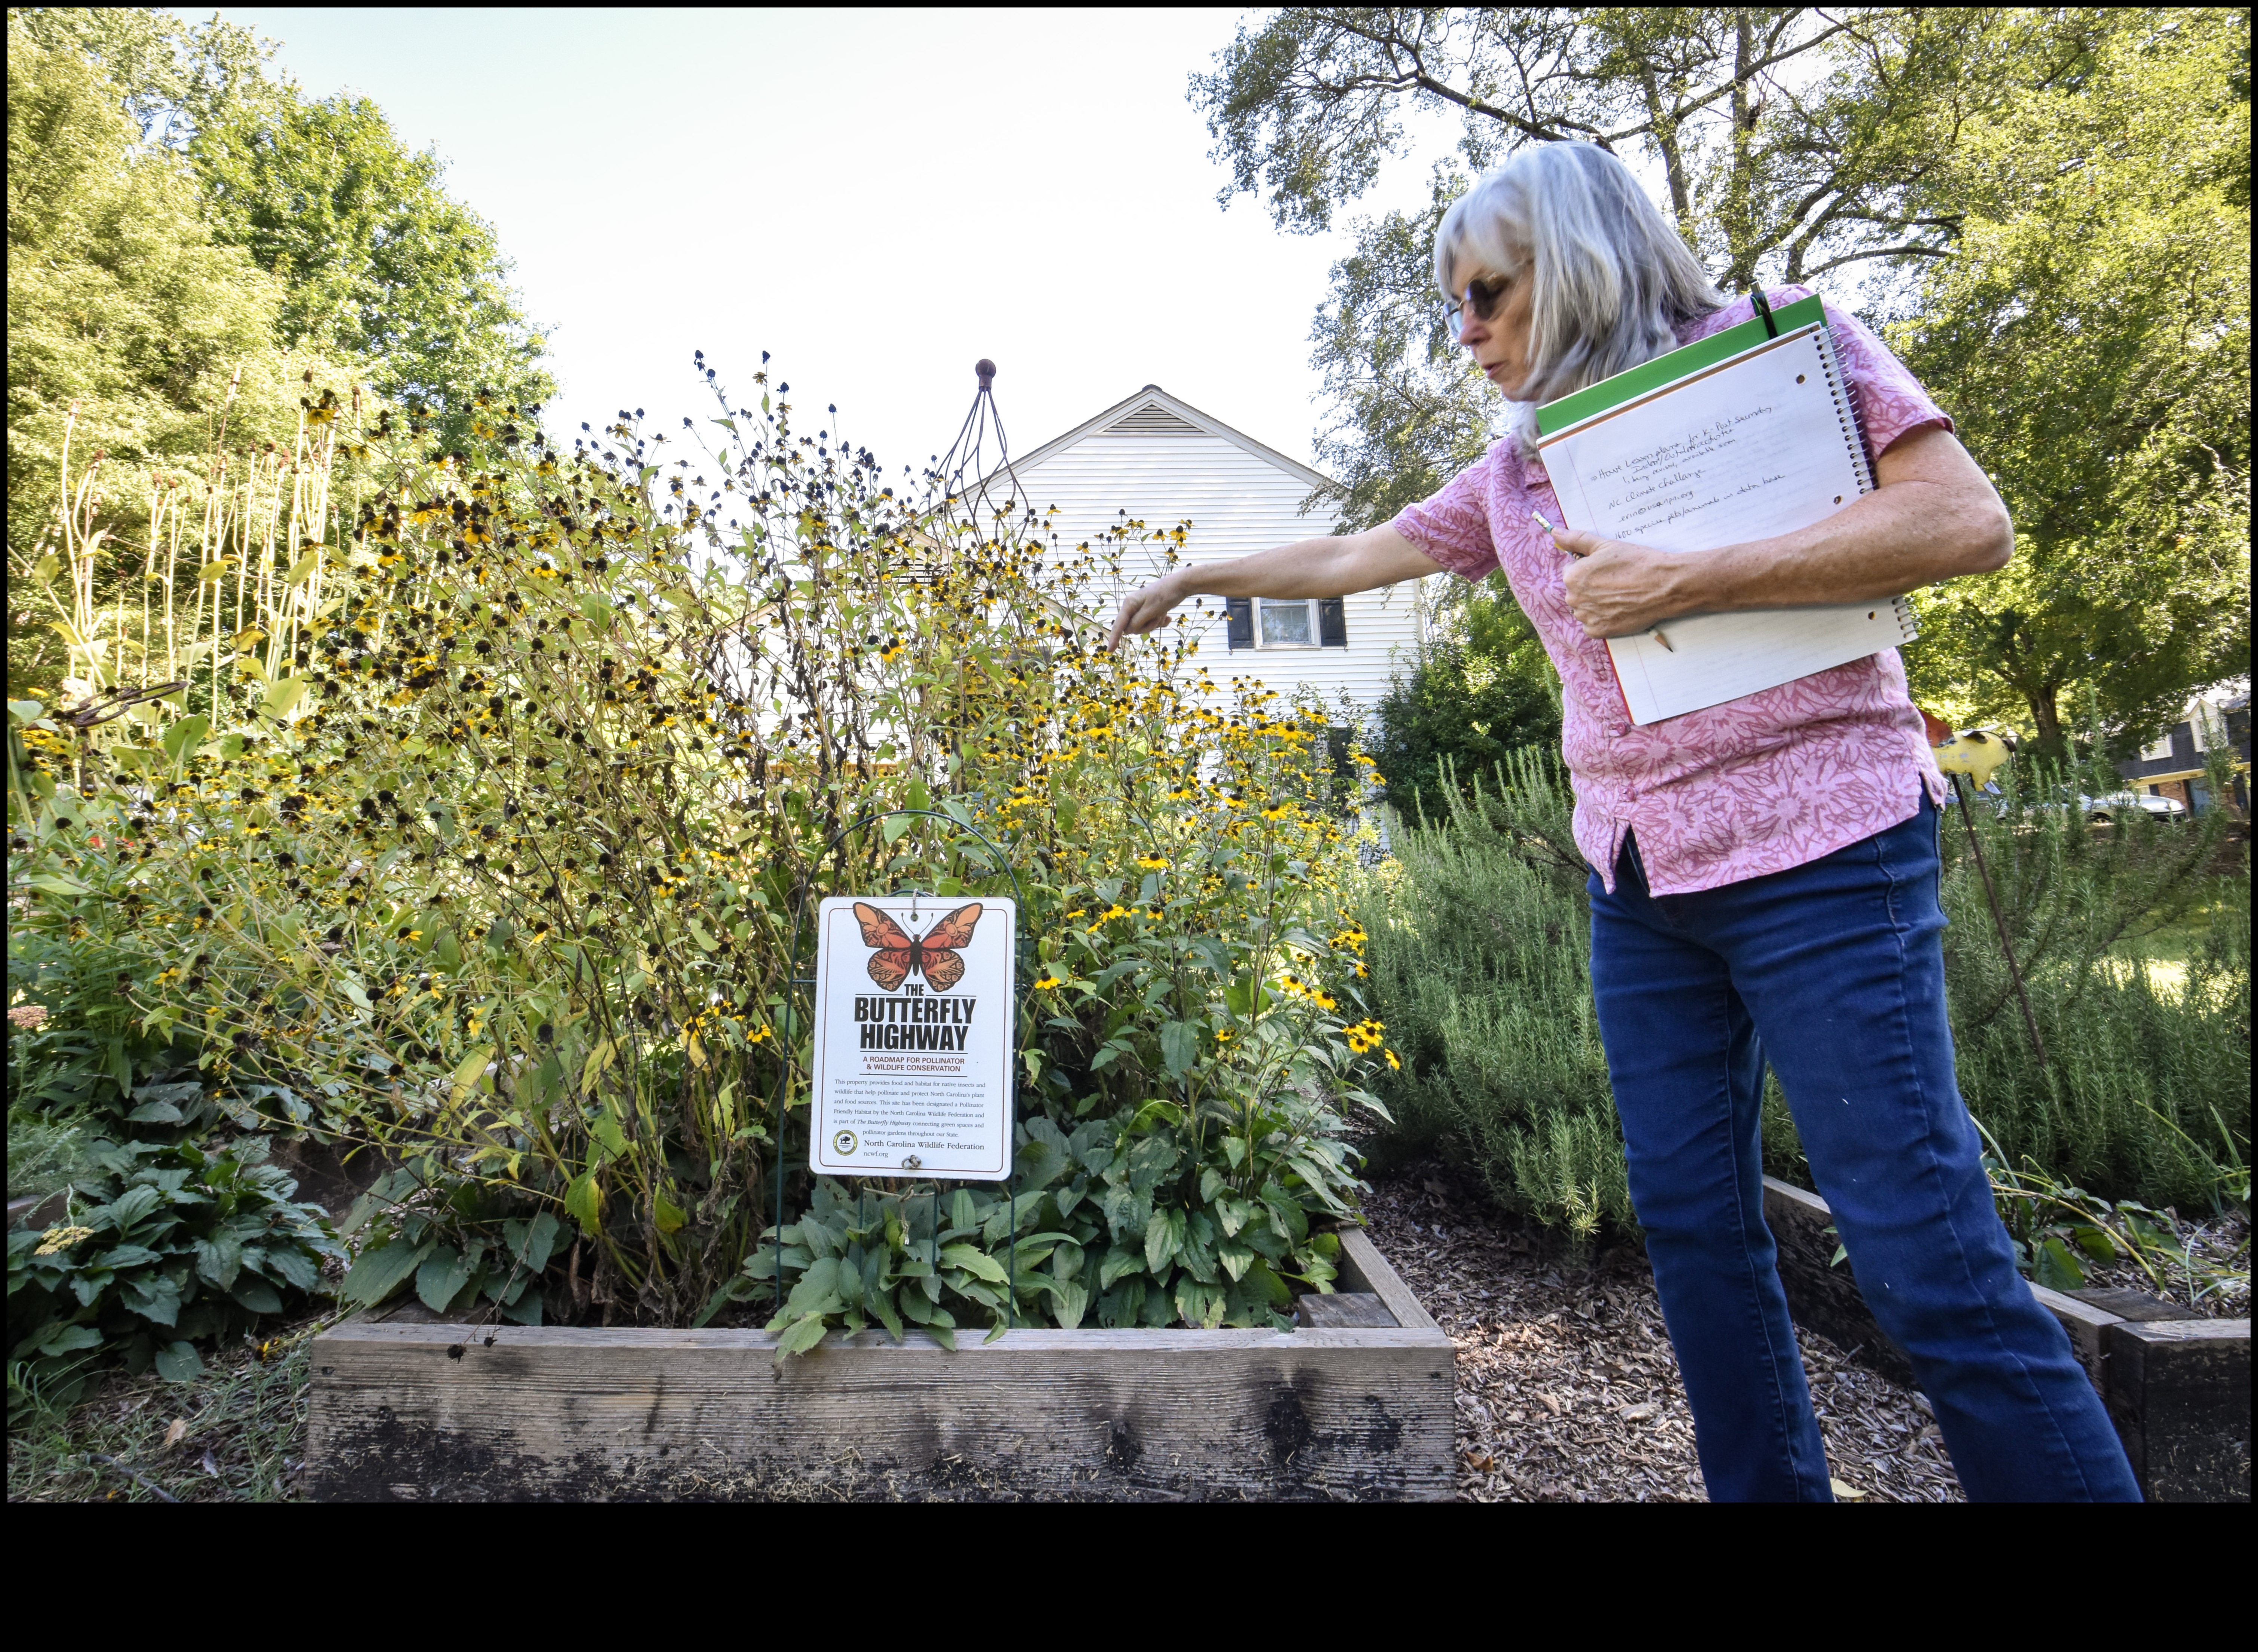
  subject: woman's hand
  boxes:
[1109,569,1190,646]
[1555,530,1695,638]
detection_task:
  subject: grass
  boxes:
[7,1307,338,1503]
[2099,890,2239,1002]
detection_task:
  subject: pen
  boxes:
[1530,509,1557,535]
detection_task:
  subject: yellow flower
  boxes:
[1135,855,1169,870]
[1033,975,1062,990]
[1384,1048,1401,1071]
[34,1225,95,1257]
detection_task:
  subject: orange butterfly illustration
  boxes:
[852,901,984,993]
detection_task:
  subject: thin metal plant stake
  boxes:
[1948,773,2048,1069]
[765,808,1029,1339]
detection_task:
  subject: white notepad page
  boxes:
[1537,323,1915,725]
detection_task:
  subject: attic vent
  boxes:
[1108,404,1202,435]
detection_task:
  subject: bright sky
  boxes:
[225,7,1444,481]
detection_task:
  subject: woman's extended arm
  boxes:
[1107,524,1443,647]
[1554,423,2014,638]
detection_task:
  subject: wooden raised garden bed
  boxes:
[306,1229,1455,1501]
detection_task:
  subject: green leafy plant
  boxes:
[9,339,1396,1339]
[336,1163,560,1324]
[734,1094,1358,1357]
[7,1135,338,1414]
[1976,1119,2248,1309]
[1360,745,2251,1248]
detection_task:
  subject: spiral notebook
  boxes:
[1535,295,1916,725]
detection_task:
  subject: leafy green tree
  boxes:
[5,14,316,587]
[1889,10,2251,754]
[193,95,554,438]
[14,7,552,448]
[1196,7,2092,527]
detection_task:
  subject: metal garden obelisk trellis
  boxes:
[765,361,1042,1331]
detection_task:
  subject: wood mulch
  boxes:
[1360,1163,1966,1503]
[2062,1208,2249,1319]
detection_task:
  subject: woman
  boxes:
[1111,142,2138,1502]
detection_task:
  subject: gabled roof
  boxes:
[996,383,1339,496]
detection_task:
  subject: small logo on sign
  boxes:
[832,1129,858,1156]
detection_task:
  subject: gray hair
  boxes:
[1436,144,1723,444]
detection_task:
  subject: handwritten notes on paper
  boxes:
[1536,322,1913,725]
[1541,329,1865,555]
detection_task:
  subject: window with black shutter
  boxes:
[1224,597,1253,650]
[1318,597,1348,647]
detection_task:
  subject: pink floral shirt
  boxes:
[1393,287,1952,894]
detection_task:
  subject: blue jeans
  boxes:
[1588,800,2138,1502]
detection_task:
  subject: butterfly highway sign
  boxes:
[807,894,1019,1181]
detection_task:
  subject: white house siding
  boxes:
[997,388,1433,724]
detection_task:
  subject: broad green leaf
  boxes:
[416,1246,473,1314]
[2033,1236,2085,1291]
[262,677,307,718]
[939,1243,1008,1284]
[1160,1019,1201,1077]
[785,1255,843,1317]
[654,1196,687,1235]
[6,698,44,724]
[591,1107,629,1160]
[581,1038,616,1094]
[261,1245,322,1293]
[342,1236,431,1305]
[194,1233,244,1290]
[231,1276,284,1314]
[1098,1246,1144,1290]
[153,1339,203,1381]
[449,1045,494,1107]
[564,1172,603,1230]
[512,1211,562,1271]
[37,1323,104,1357]
[103,1185,164,1230]
[123,1273,183,1327]
[771,1312,830,1360]
[2071,1225,2117,1262]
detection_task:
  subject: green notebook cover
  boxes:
[1535,293,1827,436]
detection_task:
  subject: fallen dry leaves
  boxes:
[1361,1164,1967,1503]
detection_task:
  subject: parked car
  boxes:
[2080,790,2187,822]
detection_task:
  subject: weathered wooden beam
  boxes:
[1295,1292,1397,1328]
[2102,1317,2253,1504]
[1763,1175,2252,1502]
[1336,1226,1439,1330]
[308,1320,1455,1502]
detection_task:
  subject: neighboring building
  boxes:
[997,385,1432,720]
[2115,681,2250,816]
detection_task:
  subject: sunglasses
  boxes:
[1445,272,1518,343]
